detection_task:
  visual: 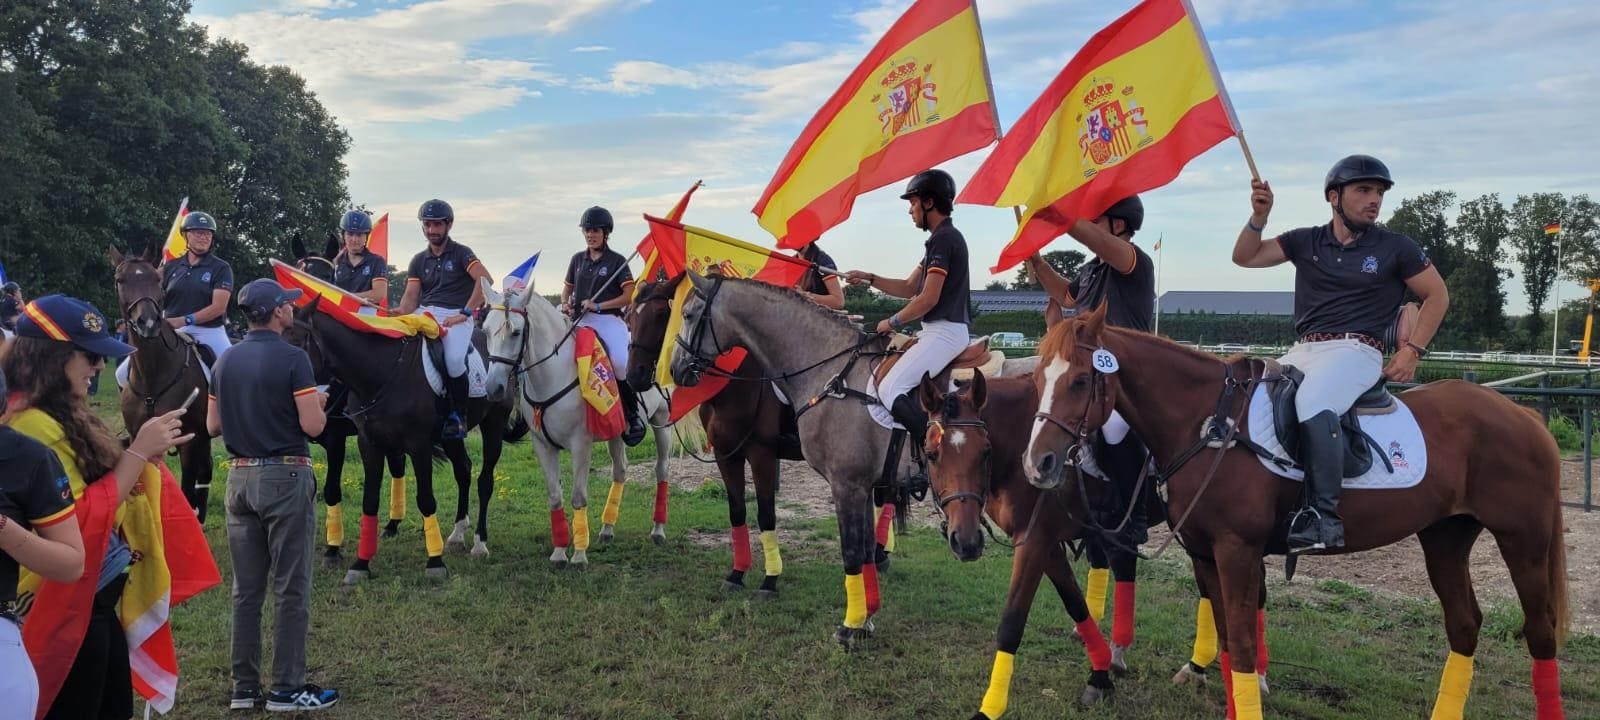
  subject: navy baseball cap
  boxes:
[239,279,303,318]
[16,295,135,358]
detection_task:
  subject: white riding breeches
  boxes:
[1277,338,1384,419]
[423,306,472,377]
[1102,410,1131,445]
[0,619,38,719]
[872,320,969,429]
[116,323,231,388]
[577,313,631,375]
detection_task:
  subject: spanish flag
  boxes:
[961,0,1241,272]
[753,0,998,248]
[369,212,390,260]
[272,258,372,314]
[273,259,443,339]
[159,197,190,263]
[1545,222,1562,236]
[634,180,703,300]
[644,216,815,420]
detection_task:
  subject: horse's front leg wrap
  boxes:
[326,504,344,548]
[652,481,669,525]
[1190,598,1218,668]
[1075,618,1112,672]
[358,514,378,561]
[1230,670,1263,720]
[977,651,1015,719]
[422,515,443,557]
[1429,651,1473,720]
[1256,608,1269,675]
[389,476,407,522]
[573,506,590,552]
[863,562,881,616]
[602,480,625,526]
[843,572,868,629]
[1085,567,1110,622]
[1112,581,1136,647]
[730,524,751,572]
[760,530,783,576]
[550,507,570,548]
[1532,658,1564,720]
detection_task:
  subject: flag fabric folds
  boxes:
[368,212,390,259]
[272,259,443,339]
[160,198,191,263]
[634,181,703,299]
[752,0,998,249]
[576,327,626,439]
[1545,222,1562,236]
[960,0,1240,272]
[505,252,541,293]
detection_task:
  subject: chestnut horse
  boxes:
[1025,304,1569,719]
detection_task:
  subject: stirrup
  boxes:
[442,413,468,440]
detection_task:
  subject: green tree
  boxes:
[1447,194,1511,348]
[1510,193,1568,339]
[1010,249,1086,290]
[1385,191,1457,281]
[983,280,1006,291]
[1554,195,1600,285]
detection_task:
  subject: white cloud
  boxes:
[571,45,613,53]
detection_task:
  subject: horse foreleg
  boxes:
[715,451,751,592]
[439,439,469,550]
[181,437,213,524]
[344,435,386,586]
[649,409,672,545]
[1214,539,1267,720]
[568,439,600,566]
[386,452,408,531]
[751,446,781,600]
[1107,546,1138,676]
[598,437,627,543]
[1417,516,1486,720]
[969,536,1049,720]
[1042,541,1114,707]
[533,439,568,566]
[830,485,875,647]
[469,419,503,558]
[414,444,448,580]
[320,431,347,568]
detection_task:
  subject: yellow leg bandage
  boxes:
[1430,651,1474,720]
[1086,567,1110,623]
[1230,671,1263,720]
[325,503,344,547]
[602,481,625,526]
[844,573,867,629]
[978,651,1015,719]
[422,515,443,557]
[389,476,407,521]
[884,517,896,553]
[573,506,590,552]
[760,530,783,576]
[1191,598,1218,668]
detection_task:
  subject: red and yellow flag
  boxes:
[752,0,999,248]
[1544,222,1562,236]
[576,327,626,439]
[159,197,190,262]
[369,212,390,259]
[961,0,1241,272]
[634,181,703,299]
[272,258,369,314]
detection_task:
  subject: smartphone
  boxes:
[179,387,201,412]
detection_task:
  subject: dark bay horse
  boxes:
[627,277,801,597]
[110,246,214,522]
[1025,304,1570,720]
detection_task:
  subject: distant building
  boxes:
[1157,290,1294,316]
[971,290,1051,314]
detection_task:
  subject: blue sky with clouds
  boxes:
[189,0,1598,313]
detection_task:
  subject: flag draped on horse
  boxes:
[272,259,445,338]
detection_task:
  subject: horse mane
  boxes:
[716,276,863,333]
[1039,316,1226,367]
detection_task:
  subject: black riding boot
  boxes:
[1287,410,1346,554]
[618,380,647,447]
[1098,434,1150,547]
[443,372,470,440]
[890,393,930,492]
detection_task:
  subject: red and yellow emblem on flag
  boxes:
[753,0,998,248]
[1545,222,1562,236]
[634,181,703,300]
[160,197,191,263]
[961,0,1240,272]
[576,327,626,439]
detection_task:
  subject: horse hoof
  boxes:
[445,537,466,554]
[1259,674,1270,696]
[321,549,344,569]
[875,552,892,573]
[470,540,490,558]
[1079,683,1114,706]
[425,566,449,581]
[833,625,872,648]
[1171,663,1206,687]
[1110,644,1130,677]
[599,525,615,544]
[342,569,369,586]
[650,524,667,545]
[382,520,401,538]
[755,589,779,601]
[570,550,589,566]
[721,580,745,593]
[549,548,569,567]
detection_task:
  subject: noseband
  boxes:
[928,417,992,512]
[1034,344,1114,458]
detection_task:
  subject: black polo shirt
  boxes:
[1278,223,1430,339]
[334,251,387,295]
[407,239,481,309]
[797,246,838,296]
[1067,245,1155,331]
[211,330,317,459]
[565,247,633,316]
[162,254,234,327]
[916,218,971,326]
[0,426,74,605]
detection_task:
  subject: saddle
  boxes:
[872,336,997,387]
[1266,362,1396,478]
[176,332,217,372]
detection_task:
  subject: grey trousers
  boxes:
[225,463,316,694]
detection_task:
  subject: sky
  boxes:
[188,0,1600,313]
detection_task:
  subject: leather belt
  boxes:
[1299,332,1383,353]
[228,456,313,468]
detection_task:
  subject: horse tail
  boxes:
[1549,499,1570,650]
[504,414,531,443]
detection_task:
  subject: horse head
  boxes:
[624,275,682,391]
[109,244,166,340]
[1026,301,1117,490]
[480,275,567,402]
[291,232,338,283]
[669,271,736,388]
[918,371,991,561]
[283,296,333,382]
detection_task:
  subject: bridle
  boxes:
[291,303,414,421]
[117,264,191,409]
[1032,342,1115,468]
[296,256,336,282]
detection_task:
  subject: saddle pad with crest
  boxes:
[1246,383,1427,489]
[421,345,488,399]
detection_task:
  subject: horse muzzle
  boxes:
[1026,446,1069,490]
[949,527,985,561]
[669,358,704,388]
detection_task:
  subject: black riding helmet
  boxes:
[580,206,614,235]
[339,210,373,234]
[1324,155,1393,195]
[1101,195,1144,233]
[900,169,957,212]
[182,211,218,233]
[417,199,454,222]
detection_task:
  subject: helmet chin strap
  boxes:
[1333,187,1374,237]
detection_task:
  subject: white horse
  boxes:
[479,277,672,565]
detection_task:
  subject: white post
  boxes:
[1553,226,1565,361]
[1153,233,1164,335]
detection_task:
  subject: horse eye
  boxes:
[1071,375,1089,388]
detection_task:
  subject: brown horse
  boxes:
[109,246,214,522]
[1025,304,1569,719]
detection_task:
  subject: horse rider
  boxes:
[1025,195,1157,546]
[115,210,234,389]
[561,206,646,446]
[794,239,845,310]
[1232,155,1449,554]
[844,168,972,453]
[397,199,491,441]
[332,210,389,314]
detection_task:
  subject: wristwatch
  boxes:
[184,314,196,326]
[1405,341,1428,358]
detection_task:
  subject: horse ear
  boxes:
[686,271,712,294]
[108,244,125,267]
[1078,299,1108,340]
[479,276,500,306]
[968,370,987,411]
[323,233,340,260]
[917,373,945,415]
[291,233,308,260]
[517,278,539,308]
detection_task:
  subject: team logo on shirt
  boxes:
[201,271,213,283]
[361,266,371,276]
[598,267,609,277]
[444,260,455,271]
[55,474,71,502]
[82,313,103,333]
[1361,256,1379,274]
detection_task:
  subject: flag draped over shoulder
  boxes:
[752,0,998,248]
[643,216,815,420]
[960,0,1240,272]
[159,198,190,263]
[634,181,703,299]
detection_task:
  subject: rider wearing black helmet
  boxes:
[332,210,388,311]
[561,206,646,446]
[1233,156,1449,554]
[397,199,492,440]
[116,210,234,389]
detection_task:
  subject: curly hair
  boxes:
[2,336,121,480]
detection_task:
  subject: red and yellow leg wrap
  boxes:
[652,481,669,525]
[601,480,625,526]
[573,506,590,552]
[977,651,1015,720]
[1256,608,1270,675]
[1075,618,1112,671]
[422,515,443,557]
[730,524,752,572]
[760,530,783,576]
[550,507,570,548]
[875,502,895,546]
[1221,652,1236,720]
[1532,658,1564,720]
[1230,670,1264,720]
[863,562,881,616]
[843,572,868,629]
[1085,567,1110,622]
[388,476,407,522]
[325,503,345,547]
[358,514,378,561]
[1429,651,1473,720]
[1112,580,1136,647]
[1190,598,1218,668]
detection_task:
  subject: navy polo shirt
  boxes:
[0,427,74,606]
[796,246,838,296]
[211,330,318,459]
[334,251,387,294]
[1067,245,1155,332]
[565,247,633,316]
[1277,223,1430,339]
[407,239,481,309]
[161,254,234,327]
[916,218,971,326]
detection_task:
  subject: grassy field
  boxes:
[88,373,1600,719]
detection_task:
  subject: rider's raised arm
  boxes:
[1065,219,1137,274]
[1026,253,1074,308]
[1233,179,1289,268]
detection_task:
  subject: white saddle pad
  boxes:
[1246,384,1427,489]
[422,345,488,399]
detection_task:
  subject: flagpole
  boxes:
[1154,233,1164,335]
[1553,223,1564,360]
[1179,0,1259,183]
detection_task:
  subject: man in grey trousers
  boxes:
[207,279,340,712]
